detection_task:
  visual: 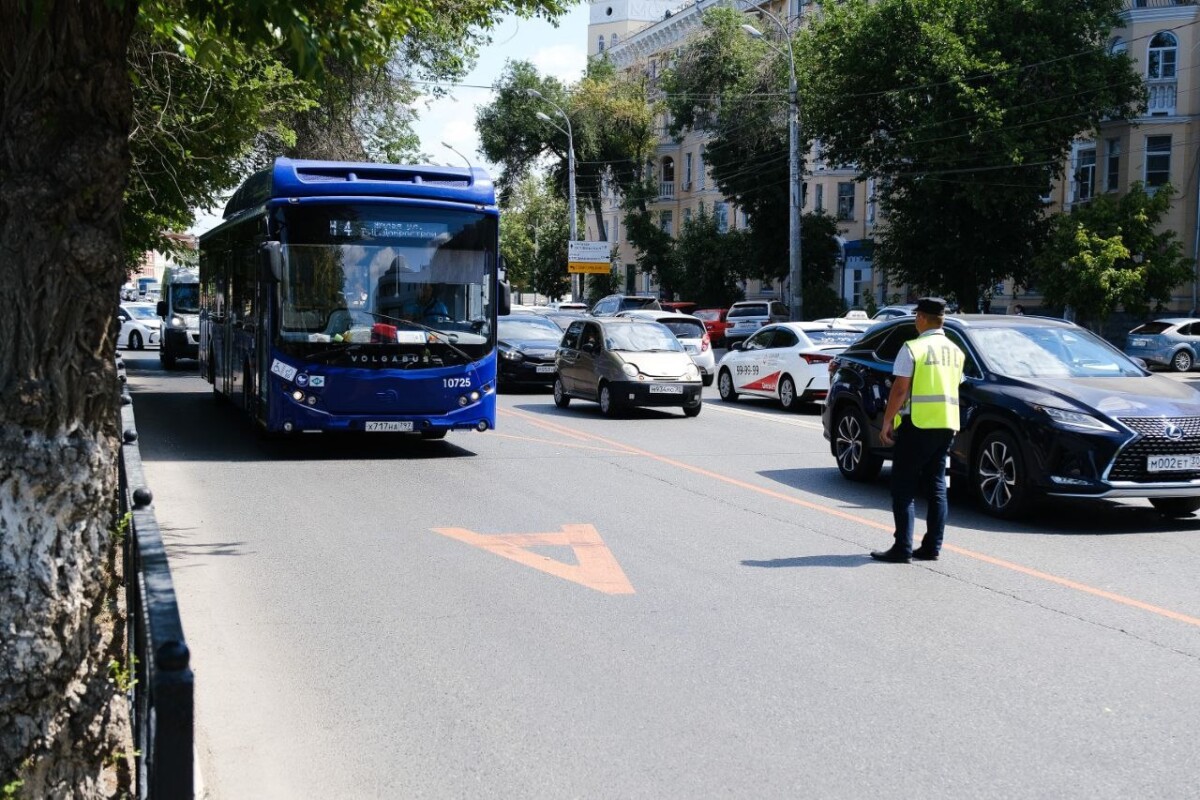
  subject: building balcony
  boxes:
[1147,78,1177,116]
[659,181,675,199]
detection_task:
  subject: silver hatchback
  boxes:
[554,317,703,417]
[1124,318,1200,372]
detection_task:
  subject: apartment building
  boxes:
[584,0,1200,313]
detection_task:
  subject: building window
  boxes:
[683,207,692,226]
[866,178,877,224]
[716,202,729,233]
[684,153,693,189]
[610,34,617,49]
[1145,135,1172,189]
[597,35,605,53]
[660,211,673,236]
[815,184,824,212]
[698,147,706,190]
[836,182,855,220]
[1106,138,1121,192]
[611,215,619,242]
[1073,145,1096,202]
[1148,32,1177,80]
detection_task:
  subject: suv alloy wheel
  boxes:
[833,405,883,481]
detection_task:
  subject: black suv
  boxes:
[822,315,1200,518]
[590,294,662,316]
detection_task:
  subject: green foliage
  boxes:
[621,179,678,291]
[1035,184,1194,324]
[585,268,622,307]
[110,512,131,546]
[477,57,656,229]
[2,779,22,800]
[797,0,1144,310]
[107,655,138,694]
[673,207,748,308]
[500,173,570,299]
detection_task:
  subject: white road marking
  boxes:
[704,400,826,430]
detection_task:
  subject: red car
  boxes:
[694,308,731,347]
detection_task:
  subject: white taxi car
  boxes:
[716,322,862,410]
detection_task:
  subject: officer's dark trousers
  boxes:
[891,421,955,554]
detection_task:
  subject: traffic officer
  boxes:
[871,296,965,563]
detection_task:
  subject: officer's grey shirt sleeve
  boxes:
[893,344,914,377]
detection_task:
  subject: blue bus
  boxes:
[199,158,510,438]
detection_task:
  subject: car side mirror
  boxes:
[730,341,743,351]
[499,280,512,316]
[156,300,167,317]
[582,341,597,353]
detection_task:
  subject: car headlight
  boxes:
[1035,404,1116,433]
[621,362,639,377]
[501,349,523,362]
[169,315,186,328]
[684,363,700,379]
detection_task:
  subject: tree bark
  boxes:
[0,1,138,795]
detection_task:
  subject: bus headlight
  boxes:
[469,391,480,402]
[292,390,305,402]
[170,315,186,328]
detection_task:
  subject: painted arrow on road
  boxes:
[431,523,635,595]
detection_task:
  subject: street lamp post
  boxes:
[526,89,580,304]
[742,12,802,321]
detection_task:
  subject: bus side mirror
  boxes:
[260,242,282,282]
[156,300,167,317]
[499,281,512,316]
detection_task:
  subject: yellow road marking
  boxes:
[501,407,1200,629]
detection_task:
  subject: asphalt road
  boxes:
[122,350,1200,800]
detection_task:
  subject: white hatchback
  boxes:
[616,309,716,385]
[724,299,791,347]
[716,322,862,411]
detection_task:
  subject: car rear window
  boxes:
[728,303,768,318]
[807,329,862,346]
[1130,322,1174,334]
[621,297,661,310]
[660,319,706,338]
[694,309,722,321]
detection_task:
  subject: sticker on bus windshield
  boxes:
[270,359,298,381]
[396,331,427,344]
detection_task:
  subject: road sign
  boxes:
[568,241,611,275]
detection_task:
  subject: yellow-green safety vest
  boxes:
[897,334,965,430]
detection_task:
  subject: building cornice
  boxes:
[601,0,762,69]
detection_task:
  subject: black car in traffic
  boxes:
[822,315,1200,518]
[497,313,564,389]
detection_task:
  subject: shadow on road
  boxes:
[758,465,1200,537]
[160,526,251,566]
[741,554,871,568]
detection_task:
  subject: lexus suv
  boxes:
[822,314,1200,519]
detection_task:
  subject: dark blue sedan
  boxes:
[822,315,1200,519]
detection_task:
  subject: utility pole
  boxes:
[526,89,580,303]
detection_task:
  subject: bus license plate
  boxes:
[649,384,683,394]
[1147,454,1200,472]
[365,421,413,432]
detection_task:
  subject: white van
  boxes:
[157,267,201,369]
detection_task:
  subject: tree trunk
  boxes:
[0,1,138,795]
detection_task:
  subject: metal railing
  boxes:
[116,358,194,799]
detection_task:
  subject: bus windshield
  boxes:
[278,204,497,350]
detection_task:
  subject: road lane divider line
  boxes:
[490,431,636,454]
[705,401,826,430]
[502,406,1200,629]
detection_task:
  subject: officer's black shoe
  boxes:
[911,547,940,561]
[870,548,911,564]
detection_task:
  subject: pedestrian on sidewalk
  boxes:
[871,297,965,564]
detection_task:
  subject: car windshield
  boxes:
[972,326,1143,378]
[498,317,562,341]
[124,305,158,320]
[171,283,200,314]
[1130,321,1174,335]
[728,304,768,318]
[606,323,684,352]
